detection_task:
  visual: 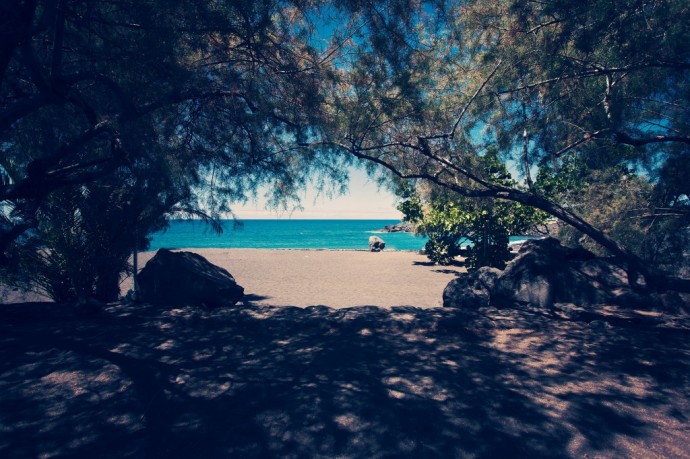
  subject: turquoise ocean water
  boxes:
[148,219,428,251]
[148,219,534,252]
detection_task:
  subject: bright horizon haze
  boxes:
[231,167,403,220]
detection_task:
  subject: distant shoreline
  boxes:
[143,247,422,253]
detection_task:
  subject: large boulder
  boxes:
[369,235,386,252]
[443,267,501,309]
[138,249,244,308]
[493,238,630,308]
[441,238,685,310]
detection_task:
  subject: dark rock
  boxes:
[73,296,104,315]
[369,235,386,252]
[493,238,629,308]
[442,238,675,310]
[443,267,501,308]
[379,223,412,233]
[138,249,244,308]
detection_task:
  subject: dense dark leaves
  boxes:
[313,0,690,292]
[0,0,346,300]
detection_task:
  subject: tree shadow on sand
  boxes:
[0,301,688,458]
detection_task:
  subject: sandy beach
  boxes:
[122,248,465,309]
[2,248,689,457]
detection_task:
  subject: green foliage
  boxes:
[559,168,690,275]
[3,0,690,298]
[1,0,350,299]
[415,201,467,265]
[397,194,424,224]
[533,153,587,203]
[401,152,548,268]
[8,168,174,302]
[320,0,690,290]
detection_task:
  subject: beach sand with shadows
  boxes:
[1,249,689,457]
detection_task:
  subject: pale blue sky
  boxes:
[232,167,402,220]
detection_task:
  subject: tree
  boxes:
[1,0,348,299]
[399,150,547,268]
[309,0,690,292]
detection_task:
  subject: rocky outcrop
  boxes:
[493,238,629,308]
[444,238,684,310]
[138,249,244,308]
[378,223,412,233]
[369,236,386,252]
[443,267,501,309]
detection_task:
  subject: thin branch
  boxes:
[422,59,503,141]
[594,129,690,147]
[497,62,690,95]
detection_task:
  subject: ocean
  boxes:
[148,219,428,251]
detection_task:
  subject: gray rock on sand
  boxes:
[492,237,629,308]
[369,235,386,252]
[444,238,679,310]
[138,248,244,308]
[443,267,501,308]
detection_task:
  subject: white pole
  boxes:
[132,225,138,300]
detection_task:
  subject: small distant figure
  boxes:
[369,235,386,252]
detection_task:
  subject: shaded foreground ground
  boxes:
[1,300,689,458]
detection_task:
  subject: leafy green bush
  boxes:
[398,152,547,269]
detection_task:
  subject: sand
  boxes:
[121,248,465,308]
[1,300,688,457]
[2,249,689,457]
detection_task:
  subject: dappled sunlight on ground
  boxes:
[0,301,688,458]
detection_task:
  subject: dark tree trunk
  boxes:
[0,0,38,91]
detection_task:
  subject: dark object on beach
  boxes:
[443,267,501,308]
[369,236,386,252]
[445,238,684,310]
[492,238,627,308]
[379,223,412,233]
[138,249,244,308]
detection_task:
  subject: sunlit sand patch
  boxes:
[338,382,361,393]
[44,402,67,417]
[294,345,323,355]
[434,343,463,353]
[441,359,459,368]
[33,365,129,407]
[184,378,234,398]
[244,309,274,320]
[491,328,541,353]
[106,414,141,429]
[383,375,448,401]
[155,339,175,350]
[334,413,367,432]
[391,313,416,322]
[166,308,192,317]
[388,389,406,399]
[401,332,436,344]
[39,370,90,397]
[109,343,134,353]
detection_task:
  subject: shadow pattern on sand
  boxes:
[0,300,688,458]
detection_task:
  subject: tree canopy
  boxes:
[0,0,348,299]
[2,0,689,299]
[309,0,690,291]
